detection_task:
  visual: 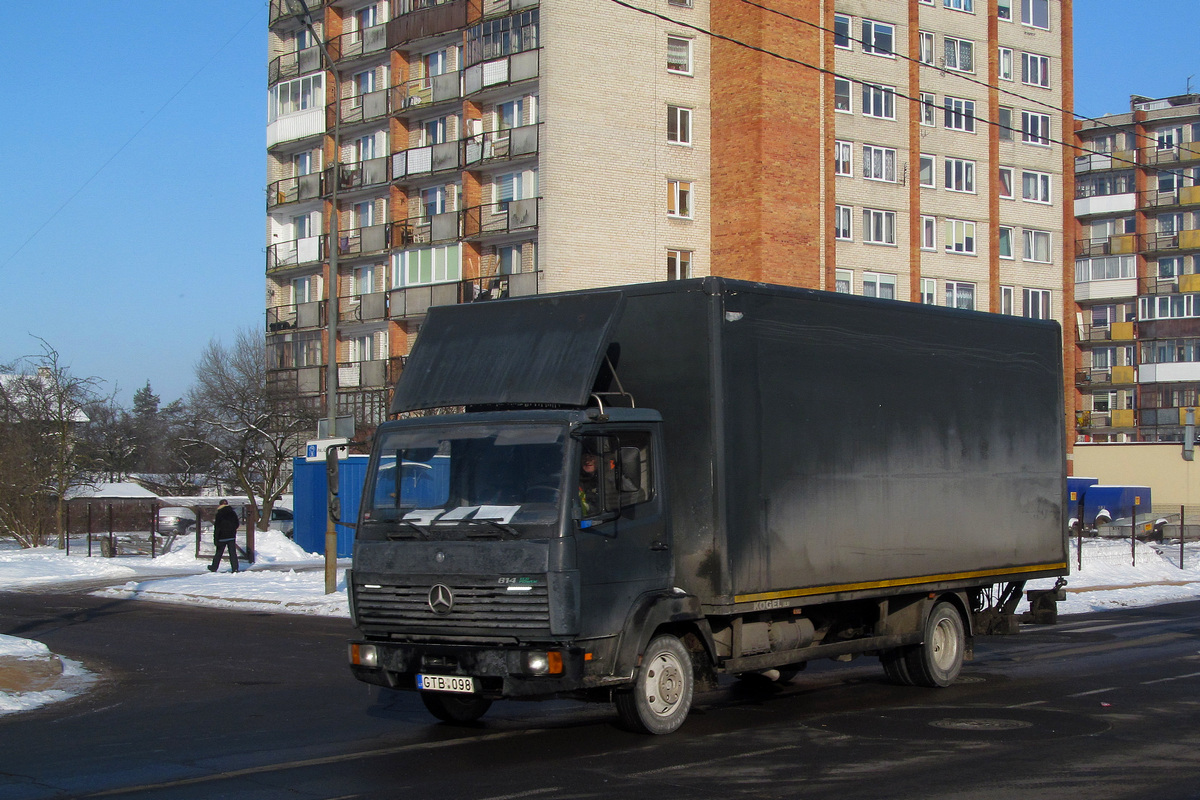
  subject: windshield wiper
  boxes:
[462,518,520,539]
[387,519,431,540]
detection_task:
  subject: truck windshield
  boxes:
[363,424,566,533]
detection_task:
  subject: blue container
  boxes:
[1067,476,1099,517]
[292,456,368,556]
[1082,484,1151,525]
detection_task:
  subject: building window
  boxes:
[999,226,1014,259]
[1023,229,1052,262]
[999,47,1013,81]
[998,107,1014,141]
[1076,255,1136,282]
[667,36,692,74]
[863,209,896,245]
[998,0,1013,20]
[667,0,692,6]
[1021,170,1051,203]
[351,264,377,295]
[394,243,462,287]
[943,0,973,11]
[946,219,976,254]
[1021,0,1049,30]
[921,215,936,250]
[921,278,937,305]
[861,19,895,57]
[863,145,897,182]
[1159,170,1184,193]
[920,92,936,127]
[919,31,934,65]
[834,14,852,49]
[1023,288,1051,320]
[269,74,324,121]
[834,78,852,113]
[944,158,976,193]
[863,84,896,119]
[835,205,853,240]
[1158,257,1184,279]
[1021,53,1050,87]
[667,105,692,145]
[293,274,318,304]
[498,244,523,274]
[946,281,976,310]
[944,97,976,132]
[1021,111,1051,145]
[835,141,853,176]
[998,167,1015,198]
[835,269,853,294]
[667,180,692,218]
[667,249,692,280]
[919,154,935,188]
[863,272,896,300]
[1158,127,1183,149]
[943,37,974,73]
[1001,286,1015,315]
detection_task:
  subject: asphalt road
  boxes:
[3,591,1200,800]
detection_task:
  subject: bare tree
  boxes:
[0,340,101,547]
[188,328,314,531]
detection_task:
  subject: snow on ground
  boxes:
[0,634,95,716]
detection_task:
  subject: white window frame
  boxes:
[998,106,1015,141]
[920,215,937,251]
[1001,285,1015,315]
[862,83,896,120]
[998,0,1013,21]
[861,19,895,57]
[998,166,1015,199]
[1021,111,1051,145]
[667,105,692,145]
[944,157,976,193]
[999,47,1013,81]
[921,278,937,305]
[666,36,693,75]
[999,226,1015,259]
[351,264,377,296]
[1023,229,1052,263]
[834,14,852,50]
[944,96,976,132]
[945,281,976,310]
[862,272,897,300]
[835,269,853,294]
[943,36,974,73]
[943,0,974,12]
[863,208,897,245]
[1021,170,1052,204]
[919,154,935,188]
[1023,288,1052,320]
[1021,0,1050,30]
[666,249,692,280]
[919,92,936,127]
[919,31,934,65]
[834,78,852,114]
[1021,52,1050,88]
[835,205,853,240]
[269,73,324,122]
[667,179,692,218]
[835,140,853,176]
[863,144,897,182]
[946,219,977,254]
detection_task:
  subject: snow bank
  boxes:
[0,634,94,716]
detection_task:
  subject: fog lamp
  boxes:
[522,650,563,675]
[350,643,378,667]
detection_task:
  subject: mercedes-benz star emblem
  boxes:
[428,584,454,614]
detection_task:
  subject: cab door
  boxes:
[573,426,672,640]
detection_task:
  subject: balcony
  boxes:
[393,212,462,247]
[392,140,461,180]
[339,291,388,323]
[331,23,387,63]
[269,47,321,84]
[463,198,538,239]
[1074,192,1136,218]
[464,123,539,167]
[389,271,540,320]
[1075,366,1136,388]
[268,235,325,272]
[1076,235,1137,258]
[391,72,462,115]
[463,49,539,98]
[1075,150,1137,173]
[1141,144,1200,167]
[268,173,323,208]
[1076,321,1136,343]
[337,224,390,257]
[335,156,389,192]
[1139,229,1200,255]
[338,356,402,389]
[267,301,326,332]
[330,86,391,128]
[1141,185,1200,210]
[269,0,318,26]
[482,0,539,17]
[388,0,467,44]
[267,365,325,396]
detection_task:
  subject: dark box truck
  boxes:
[346,277,1068,734]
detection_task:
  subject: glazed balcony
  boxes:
[269,46,321,84]
[389,0,467,44]
[391,71,462,115]
[338,356,403,389]
[464,123,539,167]
[339,291,388,323]
[268,172,323,208]
[266,300,327,332]
[268,235,325,272]
[329,86,392,128]
[389,270,540,320]
[462,198,539,239]
[392,140,461,180]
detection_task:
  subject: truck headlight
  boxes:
[350,644,378,667]
[522,650,563,676]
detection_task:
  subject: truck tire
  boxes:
[903,602,965,688]
[420,692,493,723]
[880,650,914,686]
[614,634,694,735]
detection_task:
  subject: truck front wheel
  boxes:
[420,691,493,723]
[615,634,694,735]
[904,602,965,688]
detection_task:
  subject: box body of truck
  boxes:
[347,277,1067,733]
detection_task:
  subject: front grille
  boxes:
[355,582,550,639]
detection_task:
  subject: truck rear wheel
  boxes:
[904,602,965,688]
[420,691,493,723]
[614,634,694,735]
[880,650,914,686]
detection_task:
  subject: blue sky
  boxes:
[0,1,1196,406]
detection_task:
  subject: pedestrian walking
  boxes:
[208,500,241,573]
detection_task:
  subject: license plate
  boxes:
[416,673,476,694]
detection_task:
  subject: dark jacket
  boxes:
[213,505,239,543]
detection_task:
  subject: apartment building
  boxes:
[1075,93,1200,443]
[265,0,1073,432]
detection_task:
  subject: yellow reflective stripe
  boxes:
[733,562,1068,604]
